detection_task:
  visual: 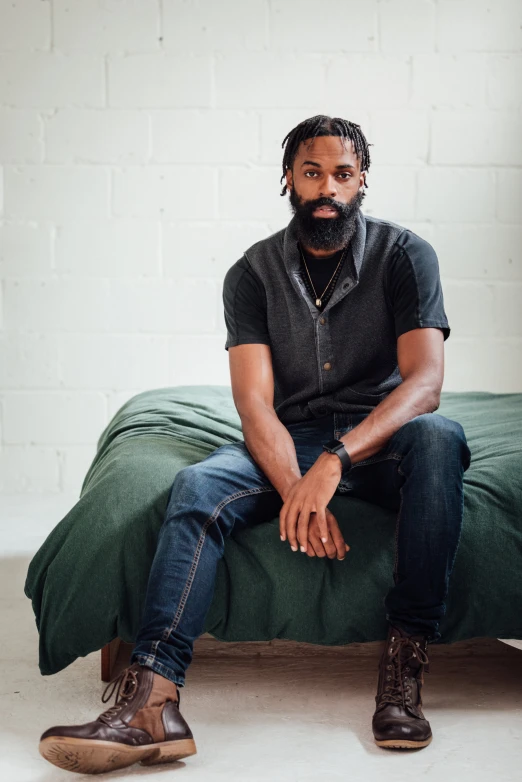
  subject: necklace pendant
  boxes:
[316,298,321,307]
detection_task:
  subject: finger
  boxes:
[309,533,326,557]
[330,525,350,560]
[315,505,329,543]
[297,506,312,553]
[279,508,286,542]
[285,503,299,552]
[323,535,338,559]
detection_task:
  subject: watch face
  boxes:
[324,438,343,452]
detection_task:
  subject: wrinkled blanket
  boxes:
[24,386,522,676]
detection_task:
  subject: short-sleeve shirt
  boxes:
[221,211,450,424]
[224,229,450,351]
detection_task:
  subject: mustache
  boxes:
[298,196,355,216]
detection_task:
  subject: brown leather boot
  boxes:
[39,662,197,774]
[372,623,432,749]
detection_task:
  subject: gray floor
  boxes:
[1,494,521,782]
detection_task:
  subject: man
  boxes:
[39,115,471,773]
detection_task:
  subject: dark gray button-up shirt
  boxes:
[223,209,450,425]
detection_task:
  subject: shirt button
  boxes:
[323,362,332,370]
[320,317,326,325]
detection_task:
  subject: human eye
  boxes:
[304,171,318,177]
[337,172,351,179]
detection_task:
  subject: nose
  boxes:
[319,175,337,198]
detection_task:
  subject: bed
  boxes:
[24,386,522,679]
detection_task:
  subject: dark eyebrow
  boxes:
[301,160,356,170]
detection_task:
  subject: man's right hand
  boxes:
[305,507,350,560]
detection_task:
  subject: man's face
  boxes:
[285,135,366,252]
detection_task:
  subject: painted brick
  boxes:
[108,54,212,108]
[45,109,149,164]
[0,53,104,108]
[379,0,436,53]
[162,221,272,279]
[443,282,496,338]
[325,56,410,109]
[0,333,60,389]
[215,53,327,109]
[169,336,230,386]
[0,223,52,277]
[55,219,161,277]
[417,169,496,222]
[437,0,522,53]
[163,0,268,52]
[4,166,110,220]
[112,166,217,219]
[434,225,522,281]
[0,0,51,51]
[2,392,106,445]
[444,339,522,392]
[218,167,294,221]
[59,334,170,390]
[487,55,522,110]
[431,111,522,166]
[0,110,43,163]
[150,110,259,164]
[411,55,486,108]
[0,446,60,493]
[497,170,522,223]
[3,279,110,332]
[53,0,161,54]
[270,0,376,52]
[105,278,217,334]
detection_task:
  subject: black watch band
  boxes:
[322,438,352,474]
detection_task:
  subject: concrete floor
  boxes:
[1,494,522,782]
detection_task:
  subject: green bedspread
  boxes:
[24,386,522,677]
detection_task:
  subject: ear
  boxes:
[285,169,293,191]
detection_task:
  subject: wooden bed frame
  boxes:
[101,638,135,682]
[101,635,522,682]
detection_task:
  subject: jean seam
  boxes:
[350,453,403,468]
[132,655,186,687]
[147,484,277,664]
[393,461,406,583]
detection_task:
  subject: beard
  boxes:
[288,185,366,252]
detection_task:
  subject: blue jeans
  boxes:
[131,411,471,687]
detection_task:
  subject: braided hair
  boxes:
[280,115,373,197]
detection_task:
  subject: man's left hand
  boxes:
[279,452,342,553]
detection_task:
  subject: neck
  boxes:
[300,243,345,259]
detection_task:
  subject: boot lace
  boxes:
[378,635,430,709]
[99,666,139,722]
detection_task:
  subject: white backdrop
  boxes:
[0,0,521,494]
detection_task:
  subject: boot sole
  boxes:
[39,735,197,774]
[375,735,432,749]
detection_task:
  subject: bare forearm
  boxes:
[239,405,302,501]
[338,376,440,465]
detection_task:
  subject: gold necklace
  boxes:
[298,244,347,308]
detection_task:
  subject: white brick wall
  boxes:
[0,0,521,494]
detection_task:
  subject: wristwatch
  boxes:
[322,438,352,474]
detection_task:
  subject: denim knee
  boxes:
[399,413,471,469]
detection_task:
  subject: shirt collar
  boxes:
[283,208,367,314]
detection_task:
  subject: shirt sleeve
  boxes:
[222,256,271,351]
[385,231,451,342]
